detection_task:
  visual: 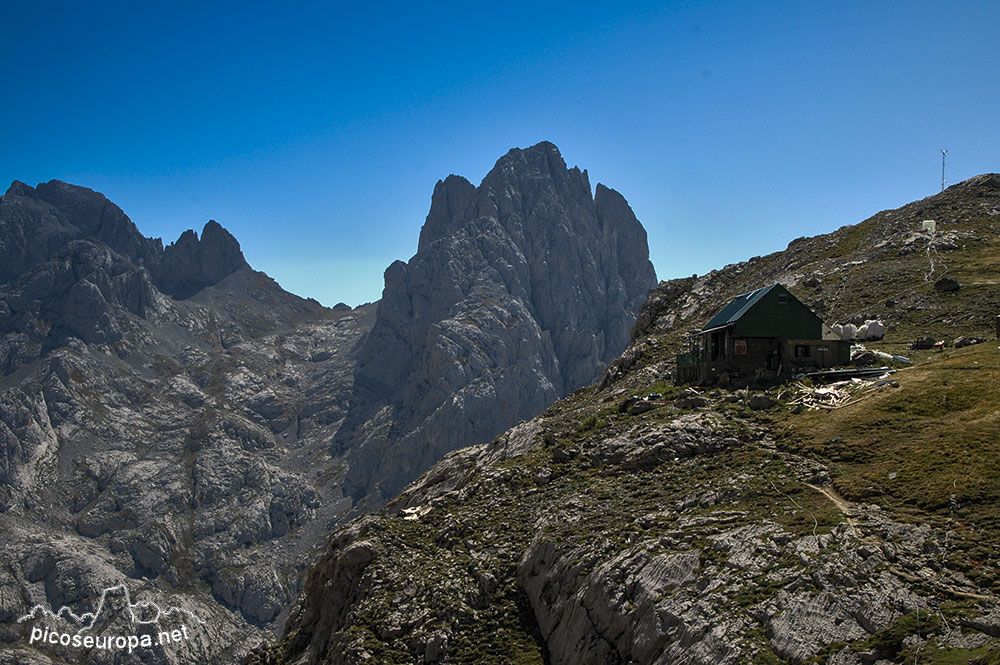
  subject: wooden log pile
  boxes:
[788,375,897,411]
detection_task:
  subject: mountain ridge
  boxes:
[1,179,256,303]
[246,173,1000,665]
[0,143,658,664]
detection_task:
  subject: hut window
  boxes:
[794,344,811,358]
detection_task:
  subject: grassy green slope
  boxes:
[774,342,1000,593]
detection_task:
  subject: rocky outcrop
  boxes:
[336,141,657,507]
[0,296,376,648]
[152,220,250,298]
[0,182,286,375]
[254,395,999,665]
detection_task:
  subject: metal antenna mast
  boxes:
[941,149,948,191]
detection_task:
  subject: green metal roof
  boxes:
[701,284,779,331]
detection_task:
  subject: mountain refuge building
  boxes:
[676,283,851,385]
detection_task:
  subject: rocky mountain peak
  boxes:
[4,180,36,198]
[0,180,159,285]
[152,219,250,298]
[477,141,593,222]
[594,183,655,291]
[336,142,657,508]
[417,142,596,254]
[493,140,571,178]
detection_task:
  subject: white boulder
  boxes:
[863,320,885,340]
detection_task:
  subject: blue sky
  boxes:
[2,1,998,306]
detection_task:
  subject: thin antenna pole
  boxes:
[941,149,948,191]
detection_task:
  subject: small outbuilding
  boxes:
[676,283,851,385]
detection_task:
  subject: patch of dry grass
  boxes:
[774,343,1000,589]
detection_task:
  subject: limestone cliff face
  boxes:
[337,141,657,506]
